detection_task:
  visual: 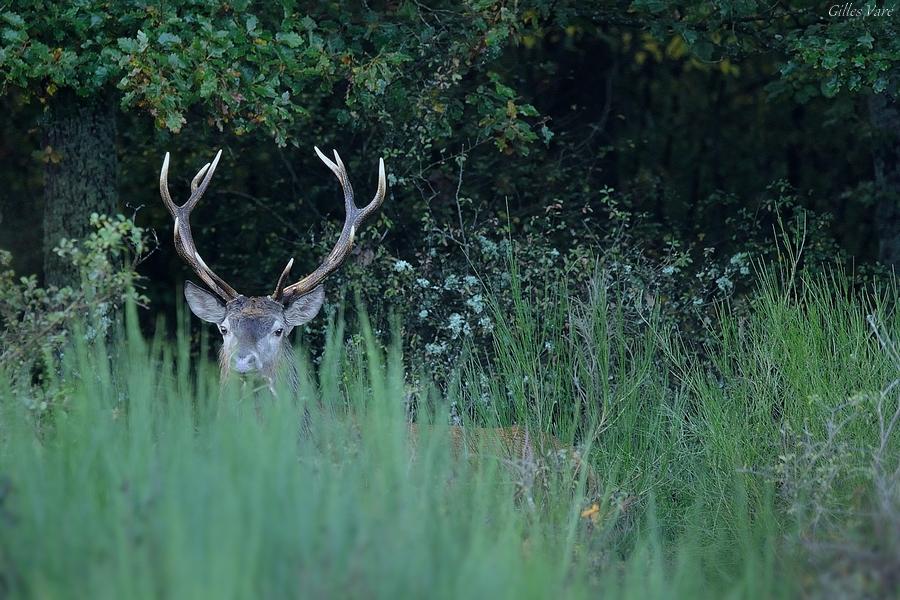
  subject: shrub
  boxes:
[0,213,148,397]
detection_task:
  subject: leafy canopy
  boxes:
[0,1,547,149]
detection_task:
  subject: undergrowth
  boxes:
[0,262,898,598]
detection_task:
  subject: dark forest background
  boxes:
[1,1,898,363]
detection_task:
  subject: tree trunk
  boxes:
[869,92,900,270]
[42,91,118,287]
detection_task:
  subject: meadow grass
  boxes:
[0,265,897,598]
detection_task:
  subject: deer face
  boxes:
[184,282,325,378]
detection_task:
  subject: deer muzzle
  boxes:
[233,352,262,374]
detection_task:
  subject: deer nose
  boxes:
[233,352,261,374]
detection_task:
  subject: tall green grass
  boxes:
[0,307,591,599]
[0,265,897,598]
[458,262,897,596]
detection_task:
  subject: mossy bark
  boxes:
[42,91,118,287]
[869,92,900,270]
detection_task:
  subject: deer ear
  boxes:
[184,281,226,324]
[284,285,325,326]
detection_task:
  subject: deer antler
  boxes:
[273,148,386,302]
[160,150,239,301]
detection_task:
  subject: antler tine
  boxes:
[276,147,387,302]
[159,152,177,215]
[185,150,221,211]
[328,149,354,213]
[159,150,239,301]
[190,162,211,192]
[335,150,386,223]
[271,257,294,300]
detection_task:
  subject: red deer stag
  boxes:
[160,149,595,496]
[160,147,386,393]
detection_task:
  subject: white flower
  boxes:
[662,265,676,276]
[716,276,733,292]
[416,278,430,288]
[466,294,484,314]
[418,309,429,319]
[425,342,448,355]
[464,275,478,286]
[447,313,465,336]
[477,235,499,258]
[393,260,412,273]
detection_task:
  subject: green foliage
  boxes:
[777,5,899,99]
[0,305,593,599]
[1,261,898,596]
[0,214,147,393]
[0,2,545,150]
[344,213,596,379]
[1,1,891,336]
[623,0,899,101]
[333,177,852,389]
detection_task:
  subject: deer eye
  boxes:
[219,326,228,335]
[273,328,284,337]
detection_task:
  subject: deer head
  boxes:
[160,147,386,385]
